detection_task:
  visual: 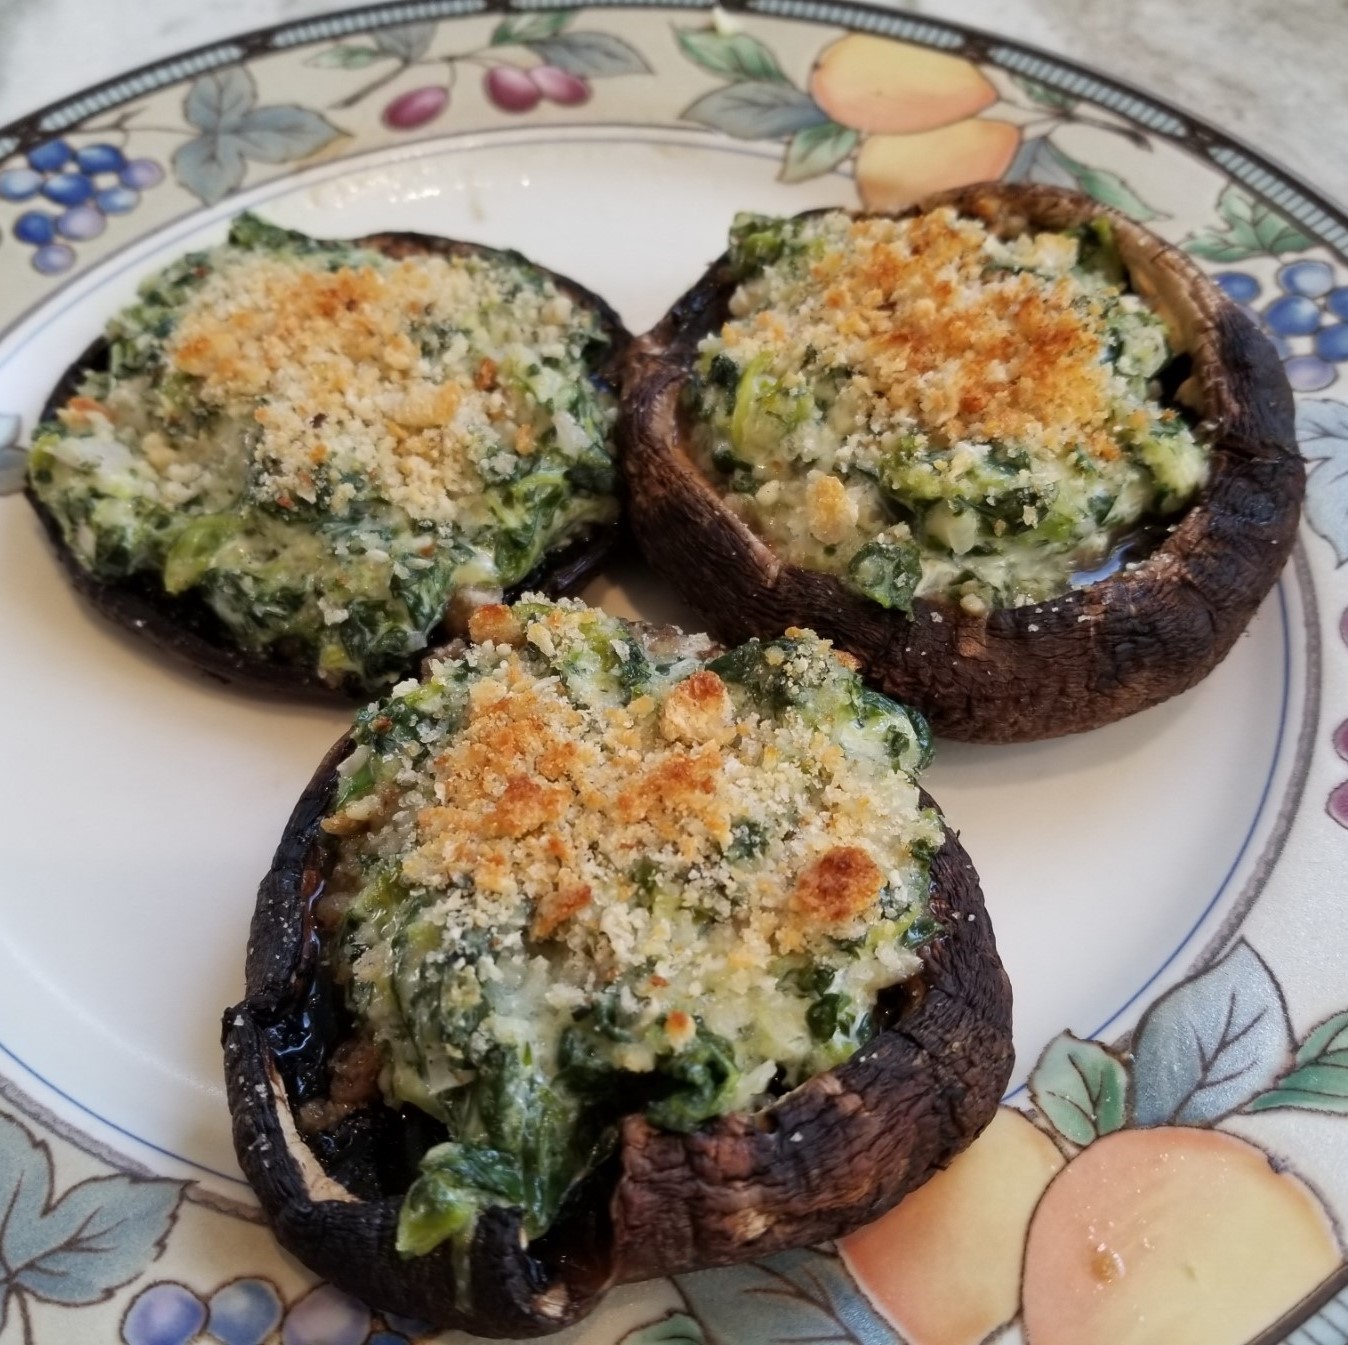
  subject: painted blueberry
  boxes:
[207,1277,284,1345]
[75,142,127,174]
[14,210,57,245]
[1262,294,1322,337]
[1329,778,1348,828]
[26,138,73,172]
[1213,271,1260,304]
[1283,354,1336,391]
[121,1282,207,1345]
[1315,323,1348,363]
[32,244,76,275]
[42,172,95,207]
[1276,259,1335,299]
[1327,288,1348,321]
[281,1285,372,1345]
[120,157,166,189]
[96,185,140,214]
[0,167,44,201]
[56,204,106,241]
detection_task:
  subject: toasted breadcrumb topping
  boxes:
[321,598,941,1125]
[690,209,1207,610]
[725,210,1119,461]
[169,249,583,526]
[27,217,620,691]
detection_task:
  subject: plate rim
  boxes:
[0,4,1344,1342]
[1,0,1345,259]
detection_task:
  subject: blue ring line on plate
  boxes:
[0,124,1299,1174]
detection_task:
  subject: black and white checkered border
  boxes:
[36,44,246,133]
[747,0,962,48]
[1,0,1343,272]
[270,0,487,47]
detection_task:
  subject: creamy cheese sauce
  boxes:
[317,597,941,1267]
[687,209,1207,613]
[27,215,620,690]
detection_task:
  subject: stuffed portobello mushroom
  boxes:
[223,596,1012,1336]
[621,184,1303,742]
[25,214,627,698]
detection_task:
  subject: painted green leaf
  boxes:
[683,82,829,141]
[174,67,341,206]
[1217,182,1256,226]
[373,21,436,62]
[619,1312,706,1344]
[780,122,857,184]
[184,67,255,132]
[676,1247,893,1344]
[306,45,384,69]
[1248,1068,1348,1114]
[1039,142,1165,222]
[172,134,247,206]
[1295,1009,1348,1067]
[1253,208,1315,254]
[531,32,650,78]
[1184,185,1314,261]
[1296,399,1348,564]
[229,106,343,164]
[491,11,570,46]
[1029,1032,1128,1146]
[1132,940,1294,1127]
[0,1113,183,1321]
[1249,1009,1348,1114]
[675,28,788,83]
[1183,233,1262,263]
[1013,73,1077,112]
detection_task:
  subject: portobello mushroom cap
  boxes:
[619,184,1304,742]
[26,232,630,701]
[223,739,1013,1336]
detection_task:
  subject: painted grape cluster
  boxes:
[122,1279,428,1345]
[1215,260,1348,392]
[0,139,164,274]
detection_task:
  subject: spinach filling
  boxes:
[315,599,942,1285]
[26,214,620,691]
[688,210,1208,612]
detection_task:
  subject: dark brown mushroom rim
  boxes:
[25,232,630,702]
[620,183,1304,743]
[222,742,1013,1338]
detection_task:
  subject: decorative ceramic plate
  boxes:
[2,3,1347,1342]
